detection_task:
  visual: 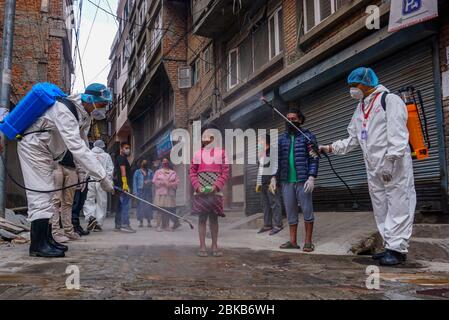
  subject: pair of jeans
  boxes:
[260,184,283,228]
[136,188,153,222]
[281,182,314,225]
[116,194,131,228]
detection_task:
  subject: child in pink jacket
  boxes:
[153,158,180,231]
[189,124,230,257]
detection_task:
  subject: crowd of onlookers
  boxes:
[50,140,183,245]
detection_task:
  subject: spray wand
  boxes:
[260,98,359,210]
[114,186,195,230]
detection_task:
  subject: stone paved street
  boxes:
[1,212,449,300]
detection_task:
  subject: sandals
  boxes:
[257,226,273,234]
[269,226,283,236]
[197,250,208,257]
[212,251,223,257]
[197,250,223,257]
[280,241,300,249]
[303,243,315,252]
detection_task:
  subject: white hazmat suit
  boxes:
[83,146,114,226]
[17,94,107,222]
[331,85,416,253]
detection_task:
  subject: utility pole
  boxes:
[0,0,17,217]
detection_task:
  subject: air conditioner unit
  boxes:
[178,66,191,89]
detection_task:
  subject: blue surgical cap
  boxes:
[347,67,379,87]
[81,83,112,104]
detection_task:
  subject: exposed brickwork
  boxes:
[0,0,72,208]
[1,0,71,100]
[162,1,188,130]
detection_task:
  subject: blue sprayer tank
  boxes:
[0,82,67,140]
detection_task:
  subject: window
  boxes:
[139,1,147,25]
[203,45,212,73]
[178,67,191,89]
[239,36,253,81]
[191,58,200,86]
[139,48,147,75]
[303,0,346,33]
[253,21,269,70]
[228,48,239,89]
[269,7,283,59]
[150,10,162,54]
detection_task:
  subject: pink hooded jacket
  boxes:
[152,169,180,196]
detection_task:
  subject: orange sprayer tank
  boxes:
[400,87,429,160]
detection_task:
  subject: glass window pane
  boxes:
[320,0,331,20]
[239,36,253,81]
[278,9,284,52]
[306,0,315,31]
[229,50,238,87]
[269,16,276,58]
[253,21,269,69]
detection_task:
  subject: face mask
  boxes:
[350,87,364,100]
[162,163,169,168]
[286,121,301,134]
[257,143,265,153]
[123,148,131,156]
[91,107,106,120]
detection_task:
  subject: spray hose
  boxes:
[0,155,100,193]
[261,98,359,209]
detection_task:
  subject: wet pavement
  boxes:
[1,214,449,300]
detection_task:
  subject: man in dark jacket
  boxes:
[274,104,319,251]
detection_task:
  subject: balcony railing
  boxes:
[192,0,266,38]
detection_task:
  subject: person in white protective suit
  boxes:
[319,67,416,266]
[16,83,115,258]
[83,139,114,231]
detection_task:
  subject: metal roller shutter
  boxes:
[245,116,284,215]
[299,42,440,210]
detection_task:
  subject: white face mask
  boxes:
[123,148,131,156]
[350,87,364,100]
[91,107,106,120]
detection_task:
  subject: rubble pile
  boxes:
[0,209,30,244]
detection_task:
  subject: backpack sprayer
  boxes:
[260,97,359,210]
[398,86,430,160]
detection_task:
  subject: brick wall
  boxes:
[186,25,214,121]
[0,0,71,208]
[162,1,188,129]
[0,0,71,99]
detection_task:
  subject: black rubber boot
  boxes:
[47,223,68,252]
[379,249,406,266]
[372,250,386,260]
[29,219,65,258]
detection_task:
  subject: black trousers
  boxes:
[72,186,89,226]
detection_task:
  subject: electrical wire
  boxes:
[81,0,101,60]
